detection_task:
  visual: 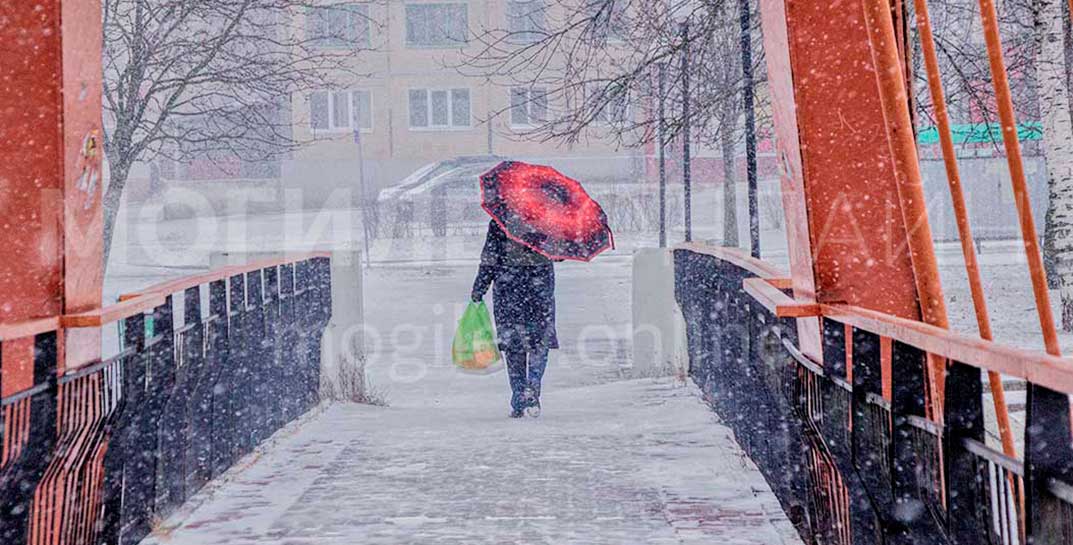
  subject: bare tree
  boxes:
[102,0,374,264]
[702,0,744,247]
[456,0,767,244]
[914,0,1040,134]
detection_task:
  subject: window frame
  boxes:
[408,87,472,130]
[307,3,372,49]
[509,86,548,128]
[351,89,374,132]
[404,2,470,48]
[310,89,374,133]
[506,0,547,44]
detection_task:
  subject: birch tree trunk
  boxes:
[721,127,740,247]
[1036,0,1073,330]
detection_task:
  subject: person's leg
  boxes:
[527,348,549,403]
[503,349,528,414]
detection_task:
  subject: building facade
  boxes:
[289,0,645,202]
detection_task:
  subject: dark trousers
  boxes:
[503,349,548,411]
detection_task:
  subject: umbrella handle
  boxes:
[606,223,616,250]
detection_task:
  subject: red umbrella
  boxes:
[480,161,613,262]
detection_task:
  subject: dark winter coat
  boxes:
[471,220,559,352]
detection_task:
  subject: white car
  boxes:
[377,156,504,237]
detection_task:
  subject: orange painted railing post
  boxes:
[1,2,104,544]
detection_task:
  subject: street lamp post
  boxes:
[740,0,760,258]
[680,20,692,243]
[658,62,668,248]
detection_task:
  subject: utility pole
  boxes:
[658,63,668,248]
[681,20,692,242]
[740,0,760,257]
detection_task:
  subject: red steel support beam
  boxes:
[0,0,104,380]
[861,0,950,415]
[757,0,945,365]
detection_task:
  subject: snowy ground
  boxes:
[140,379,801,545]
[135,259,802,545]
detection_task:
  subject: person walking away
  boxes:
[471,220,558,418]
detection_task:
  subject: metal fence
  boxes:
[674,245,1073,545]
[0,255,331,545]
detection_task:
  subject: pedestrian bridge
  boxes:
[4,246,1073,545]
[6,0,1073,541]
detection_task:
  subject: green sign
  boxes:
[917,122,1042,145]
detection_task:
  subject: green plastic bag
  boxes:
[452,302,502,373]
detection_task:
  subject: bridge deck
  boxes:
[140,377,801,545]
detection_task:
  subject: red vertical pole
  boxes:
[975,0,1062,357]
[913,0,1018,460]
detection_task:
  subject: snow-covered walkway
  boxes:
[140,377,801,545]
[124,257,801,544]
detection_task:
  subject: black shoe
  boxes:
[521,387,536,407]
[509,408,525,418]
[525,399,541,418]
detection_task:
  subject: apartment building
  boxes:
[278,0,644,203]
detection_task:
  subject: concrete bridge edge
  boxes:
[631,248,689,379]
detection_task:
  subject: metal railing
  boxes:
[0,254,331,545]
[675,244,1073,545]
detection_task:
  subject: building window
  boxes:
[352,90,373,130]
[409,88,471,129]
[510,87,547,126]
[307,4,370,48]
[405,3,468,47]
[589,84,630,125]
[584,0,627,42]
[507,0,546,43]
[310,89,373,131]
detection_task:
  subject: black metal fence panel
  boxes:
[673,247,1073,545]
[0,256,331,545]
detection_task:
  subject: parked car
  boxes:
[378,156,503,237]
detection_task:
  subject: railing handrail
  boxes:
[675,243,785,279]
[0,316,61,342]
[0,252,331,343]
[0,293,165,342]
[117,251,331,301]
[681,242,1073,396]
[1049,477,1073,504]
[823,302,1073,394]
[58,347,137,384]
[963,437,1024,476]
[62,294,166,329]
[1,381,52,407]
[743,277,820,317]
